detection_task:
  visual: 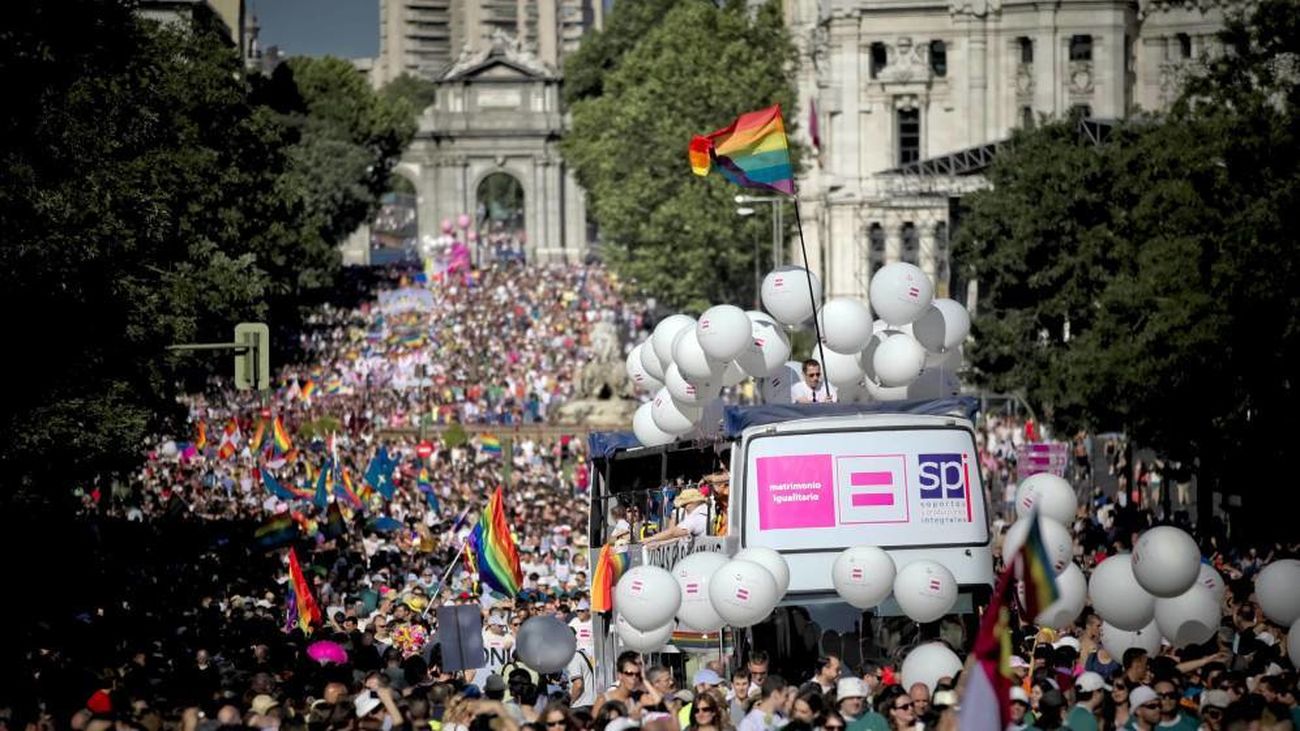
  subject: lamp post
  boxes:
[734,194,785,268]
[736,206,758,308]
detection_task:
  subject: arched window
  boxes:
[868,223,886,272]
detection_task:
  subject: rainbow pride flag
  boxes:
[467,487,522,596]
[287,547,322,634]
[300,380,317,401]
[195,421,208,450]
[272,416,293,453]
[590,543,629,613]
[1018,513,1061,619]
[480,433,502,456]
[689,104,795,195]
[335,467,362,508]
[671,629,734,653]
[255,514,298,550]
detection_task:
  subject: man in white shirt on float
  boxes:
[791,359,837,403]
[642,489,710,546]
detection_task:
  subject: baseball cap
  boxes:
[1201,690,1230,710]
[577,599,591,611]
[1009,686,1030,705]
[485,674,507,693]
[932,690,958,710]
[1053,636,1081,652]
[250,695,280,716]
[354,692,382,718]
[1009,656,1030,670]
[1076,672,1110,693]
[837,677,867,700]
[693,669,722,687]
[1129,685,1159,711]
[605,719,641,731]
[672,690,695,704]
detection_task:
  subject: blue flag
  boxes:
[314,459,331,510]
[261,468,299,501]
[365,447,396,499]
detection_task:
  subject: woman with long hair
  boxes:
[1100,679,1131,730]
[540,702,581,731]
[813,709,846,731]
[686,689,731,731]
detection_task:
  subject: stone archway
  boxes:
[475,171,526,263]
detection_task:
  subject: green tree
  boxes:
[382,72,438,114]
[953,0,1299,532]
[562,0,801,312]
[562,0,681,105]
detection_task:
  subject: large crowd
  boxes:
[7,260,1298,731]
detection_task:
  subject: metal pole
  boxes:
[753,224,761,309]
[770,202,779,268]
[776,201,784,264]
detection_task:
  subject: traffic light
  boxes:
[234,322,270,391]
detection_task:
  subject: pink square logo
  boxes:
[755,454,836,530]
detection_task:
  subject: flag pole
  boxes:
[791,196,830,394]
[422,541,468,619]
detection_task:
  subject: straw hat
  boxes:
[674,488,707,509]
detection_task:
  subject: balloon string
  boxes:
[792,198,829,394]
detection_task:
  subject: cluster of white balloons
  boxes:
[626,263,971,446]
[611,547,791,652]
[831,547,960,623]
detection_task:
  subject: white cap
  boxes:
[837,677,867,701]
[605,719,641,731]
[1129,685,1158,712]
[1053,636,1081,652]
[1076,672,1110,693]
[1010,686,1030,705]
[354,693,382,718]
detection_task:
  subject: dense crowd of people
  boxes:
[7,259,1297,731]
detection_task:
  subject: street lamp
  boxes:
[736,206,759,307]
[734,194,785,267]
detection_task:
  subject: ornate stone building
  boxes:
[786,0,1225,301]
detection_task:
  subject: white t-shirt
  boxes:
[790,380,837,403]
[569,616,594,651]
[566,649,597,708]
[679,504,711,538]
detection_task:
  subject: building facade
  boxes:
[787,0,1225,301]
[374,0,603,87]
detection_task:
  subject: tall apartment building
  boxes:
[374,0,603,86]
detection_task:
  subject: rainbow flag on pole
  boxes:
[272,416,293,453]
[466,487,522,596]
[480,433,502,457]
[689,104,795,195]
[590,543,630,613]
[1018,513,1062,619]
[286,547,322,634]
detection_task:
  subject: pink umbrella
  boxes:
[307,640,348,665]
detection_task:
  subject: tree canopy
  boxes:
[562,0,801,312]
[952,0,1299,527]
[0,0,414,502]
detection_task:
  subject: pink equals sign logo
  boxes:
[685,582,700,596]
[851,567,864,582]
[907,285,921,299]
[735,587,750,602]
[848,470,897,507]
[631,579,644,595]
[928,578,943,593]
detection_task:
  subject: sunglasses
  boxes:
[1112,684,1128,691]
[893,702,914,711]
[1204,708,1224,718]
[1141,702,1161,711]
[824,726,845,730]
[546,722,567,728]
[696,708,716,715]
[621,669,640,677]
[1158,692,1179,700]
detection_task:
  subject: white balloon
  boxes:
[864,377,910,402]
[832,547,897,609]
[651,314,696,368]
[900,642,963,693]
[632,403,674,447]
[672,551,731,632]
[815,347,866,389]
[640,340,667,381]
[708,559,780,627]
[912,299,971,354]
[1034,562,1087,628]
[672,327,724,382]
[869,262,934,326]
[615,565,682,631]
[664,363,719,406]
[1197,563,1226,601]
[160,441,179,458]
[734,547,790,598]
[1155,585,1221,648]
[514,616,578,673]
[720,360,747,387]
[1089,554,1156,631]
[1133,527,1202,598]
[737,311,792,378]
[626,344,664,393]
[761,266,823,326]
[1002,516,1074,576]
[871,333,927,388]
[759,363,801,404]
[615,614,675,653]
[650,388,701,435]
[816,298,874,355]
[893,560,958,623]
[1015,473,1078,526]
[1100,619,1162,659]
[1255,559,1300,625]
[697,305,752,363]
